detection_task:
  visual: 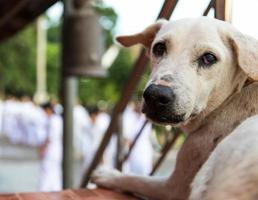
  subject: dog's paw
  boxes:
[91,167,122,189]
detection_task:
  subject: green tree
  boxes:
[0,25,36,96]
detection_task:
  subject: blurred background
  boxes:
[0,0,257,194]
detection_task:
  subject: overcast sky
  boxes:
[47,0,258,38]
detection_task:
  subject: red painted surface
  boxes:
[0,189,137,200]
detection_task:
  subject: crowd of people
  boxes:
[0,93,155,192]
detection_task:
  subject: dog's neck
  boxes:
[181,82,258,135]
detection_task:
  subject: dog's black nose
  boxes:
[143,84,175,109]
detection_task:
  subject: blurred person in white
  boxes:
[83,106,112,171]
[2,92,24,143]
[18,94,47,146]
[0,96,3,134]
[123,101,153,175]
[74,102,91,159]
[96,106,113,168]
[39,102,63,191]
[1,91,47,145]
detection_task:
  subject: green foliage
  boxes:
[0,25,36,96]
[47,42,61,96]
[47,25,61,43]
[45,16,62,99]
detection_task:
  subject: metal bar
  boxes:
[203,0,215,16]
[80,0,180,188]
[150,129,181,176]
[121,120,148,163]
[62,77,77,188]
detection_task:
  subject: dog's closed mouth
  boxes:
[144,111,185,124]
[142,102,186,124]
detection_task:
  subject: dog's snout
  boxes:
[143,84,175,108]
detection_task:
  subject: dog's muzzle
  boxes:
[142,84,185,124]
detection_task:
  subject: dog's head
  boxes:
[117,17,258,126]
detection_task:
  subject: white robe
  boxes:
[83,112,111,170]
[73,105,91,158]
[39,114,63,192]
[18,101,47,146]
[2,100,23,144]
[123,106,153,175]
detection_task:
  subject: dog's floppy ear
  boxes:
[116,19,167,49]
[229,30,258,81]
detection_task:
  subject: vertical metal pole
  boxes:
[62,77,77,189]
[61,0,77,189]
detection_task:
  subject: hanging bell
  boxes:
[62,0,107,77]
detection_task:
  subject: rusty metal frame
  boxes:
[80,0,179,187]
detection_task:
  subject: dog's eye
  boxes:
[153,42,166,57]
[199,53,217,67]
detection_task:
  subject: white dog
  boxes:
[92,17,258,200]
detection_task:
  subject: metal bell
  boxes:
[62,0,107,77]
